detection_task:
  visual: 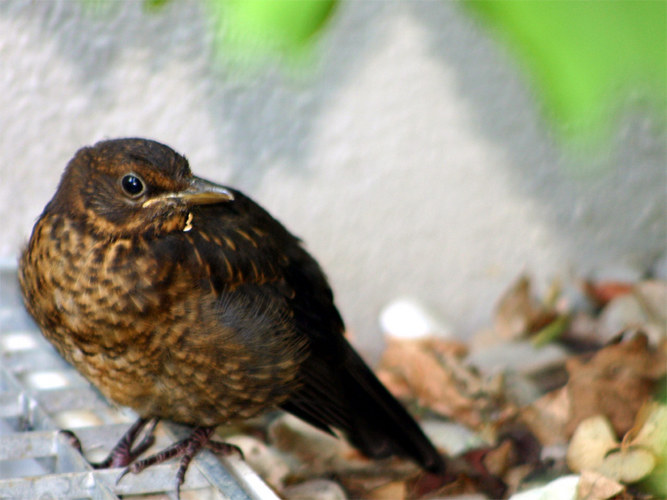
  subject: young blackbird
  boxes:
[19,138,445,494]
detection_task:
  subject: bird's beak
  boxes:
[143,177,234,208]
[178,177,235,205]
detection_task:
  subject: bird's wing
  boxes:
[194,190,444,473]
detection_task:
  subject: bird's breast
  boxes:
[19,213,305,425]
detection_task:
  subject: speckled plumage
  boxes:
[19,138,445,489]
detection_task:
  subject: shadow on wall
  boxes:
[409,2,666,273]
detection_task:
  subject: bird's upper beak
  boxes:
[143,177,234,208]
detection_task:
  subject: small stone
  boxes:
[379,298,454,340]
[282,479,348,500]
[420,419,485,455]
[52,409,103,429]
[508,475,580,500]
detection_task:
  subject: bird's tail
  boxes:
[340,345,446,474]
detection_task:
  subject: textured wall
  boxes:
[1,1,664,359]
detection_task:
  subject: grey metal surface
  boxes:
[0,260,279,500]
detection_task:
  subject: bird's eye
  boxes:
[121,174,145,197]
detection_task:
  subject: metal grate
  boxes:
[0,260,279,500]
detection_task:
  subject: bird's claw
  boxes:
[114,425,242,499]
[58,429,84,454]
[207,440,245,461]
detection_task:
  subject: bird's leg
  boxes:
[94,417,159,468]
[117,426,242,499]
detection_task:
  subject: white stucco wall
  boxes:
[1,1,664,359]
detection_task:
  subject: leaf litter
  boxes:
[221,275,666,499]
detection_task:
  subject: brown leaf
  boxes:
[341,470,420,500]
[582,280,635,308]
[494,275,541,340]
[407,470,503,500]
[378,338,498,428]
[465,430,542,496]
[376,369,413,401]
[565,333,666,437]
[521,333,666,446]
[404,471,454,499]
[520,386,571,445]
[482,439,514,477]
[494,275,561,344]
[425,338,469,358]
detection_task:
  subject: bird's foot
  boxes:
[58,417,158,469]
[94,417,159,468]
[117,426,242,499]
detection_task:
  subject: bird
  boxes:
[19,138,445,496]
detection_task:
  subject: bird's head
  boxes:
[46,138,234,238]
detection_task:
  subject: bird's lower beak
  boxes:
[142,177,234,208]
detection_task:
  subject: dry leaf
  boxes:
[482,439,515,477]
[378,337,497,428]
[376,369,413,401]
[629,402,667,497]
[410,474,481,499]
[404,470,460,499]
[597,447,655,484]
[267,414,363,474]
[494,275,542,340]
[426,337,469,358]
[521,333,666,447]
[504,464,537,497]
[567,404,667,495]
[634,281,667,343]
[341,471,422,500]
[627,401,667,455]
[566,415,618,473]
[582,280,635,307]
[366,481,407,500]
[597,281,667,346]
[565,333,666,437]
[520,386,570,445]
[577,470,625,500]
